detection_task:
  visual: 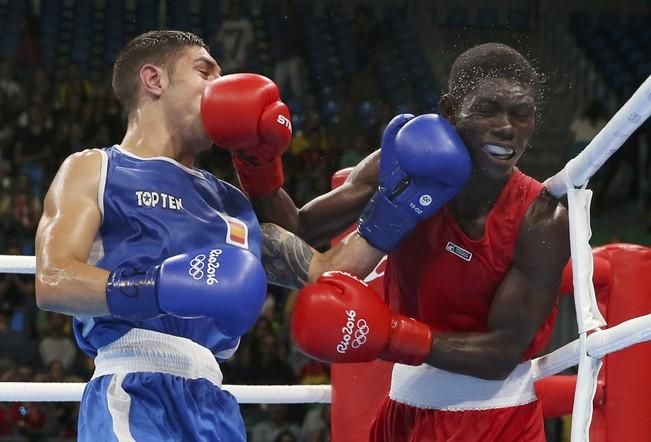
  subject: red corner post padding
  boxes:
[541,245,651,442]
[328,169,651,441]
[591,244,651,442]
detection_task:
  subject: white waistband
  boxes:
[389,361,536,411]
[92,328,223,387]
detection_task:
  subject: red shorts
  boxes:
[370,397,545,442]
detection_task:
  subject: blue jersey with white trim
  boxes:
[73,145,263,359]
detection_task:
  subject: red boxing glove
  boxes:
[201,73,292,197]
[291,271,433,366]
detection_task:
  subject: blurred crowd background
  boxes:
[0,0,649,440]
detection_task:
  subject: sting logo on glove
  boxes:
[276,114,292,131]
[337,309,371,354]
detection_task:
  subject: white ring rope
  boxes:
[0,383,331,404]
[0,254,36,274]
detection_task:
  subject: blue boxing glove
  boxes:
[106,244,267,337]
[358,114,471,252]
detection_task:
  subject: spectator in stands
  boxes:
[302,404,330,442]
[38,312,77,372]
[275,429,299,442]
[347,6,380,106]
[0,58,25,156]
[57,63,93,106]
[0,402,12,436]
[90,79,125,142]
[3,176,41,253]
[36,360,66,383]
[250,404,302,442]
[15,15,41,68]
[14,100,55,195]
[8,400,46,439]
[241,329,296,386]
[211,2,255,73]
[272,0,304,100]
[0,246,37,338]
[339,133,371,169]
[0,314,38,378]
[0,58,24,107]
[568,99,607,159]
[28,66,52,102]
[0,265,32,314]
[54,120,86,164]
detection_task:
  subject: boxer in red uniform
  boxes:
[255,43,570,441]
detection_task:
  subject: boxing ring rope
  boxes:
[0,382,331,404]
[0,75,648,441]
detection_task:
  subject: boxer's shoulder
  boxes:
[515,191,570,264]
[62,148,103,168]
[523,190,569,233]
[53,149,103,194]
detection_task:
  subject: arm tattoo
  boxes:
[261,223,315,290]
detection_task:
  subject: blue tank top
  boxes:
[73,146,262,360]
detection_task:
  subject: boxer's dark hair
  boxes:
[447,43,540,101]
[112,30,208,112]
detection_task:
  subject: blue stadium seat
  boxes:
[358,100,378,129]
[201,0,221,39]
[39,0,62,71]
[505,9,529,31]
[104,0,126,65]
[597,13,620,31]
[569,12,592,29]
[0,0,30,57]
[476,7,499,29]
[167,0,191,31]
[136,0,159,34]
[71,0,93,68]
[445,7,469,28]
[321,99,340,123]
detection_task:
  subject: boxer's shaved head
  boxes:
[447,43,540,102]
[112,30,208,111]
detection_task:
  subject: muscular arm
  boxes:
[260,223,384,290]
[251,150,379,247]
[35,150,111,316]
[425,191,570,380]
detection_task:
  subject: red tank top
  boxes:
[384,169,556,360]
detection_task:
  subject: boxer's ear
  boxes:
[139,64,166,98]
[439,94,457,123]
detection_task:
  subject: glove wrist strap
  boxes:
[382,315,433,366]
[106,266,162,320]
[233,155,284,198]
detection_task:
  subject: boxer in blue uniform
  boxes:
[34,31,470,441]
[74,145,260,440]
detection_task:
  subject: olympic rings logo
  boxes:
[337,310,371,354]
[188,254,206,280]
[351,319,369,348]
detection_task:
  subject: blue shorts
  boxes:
[78,372,246,441]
